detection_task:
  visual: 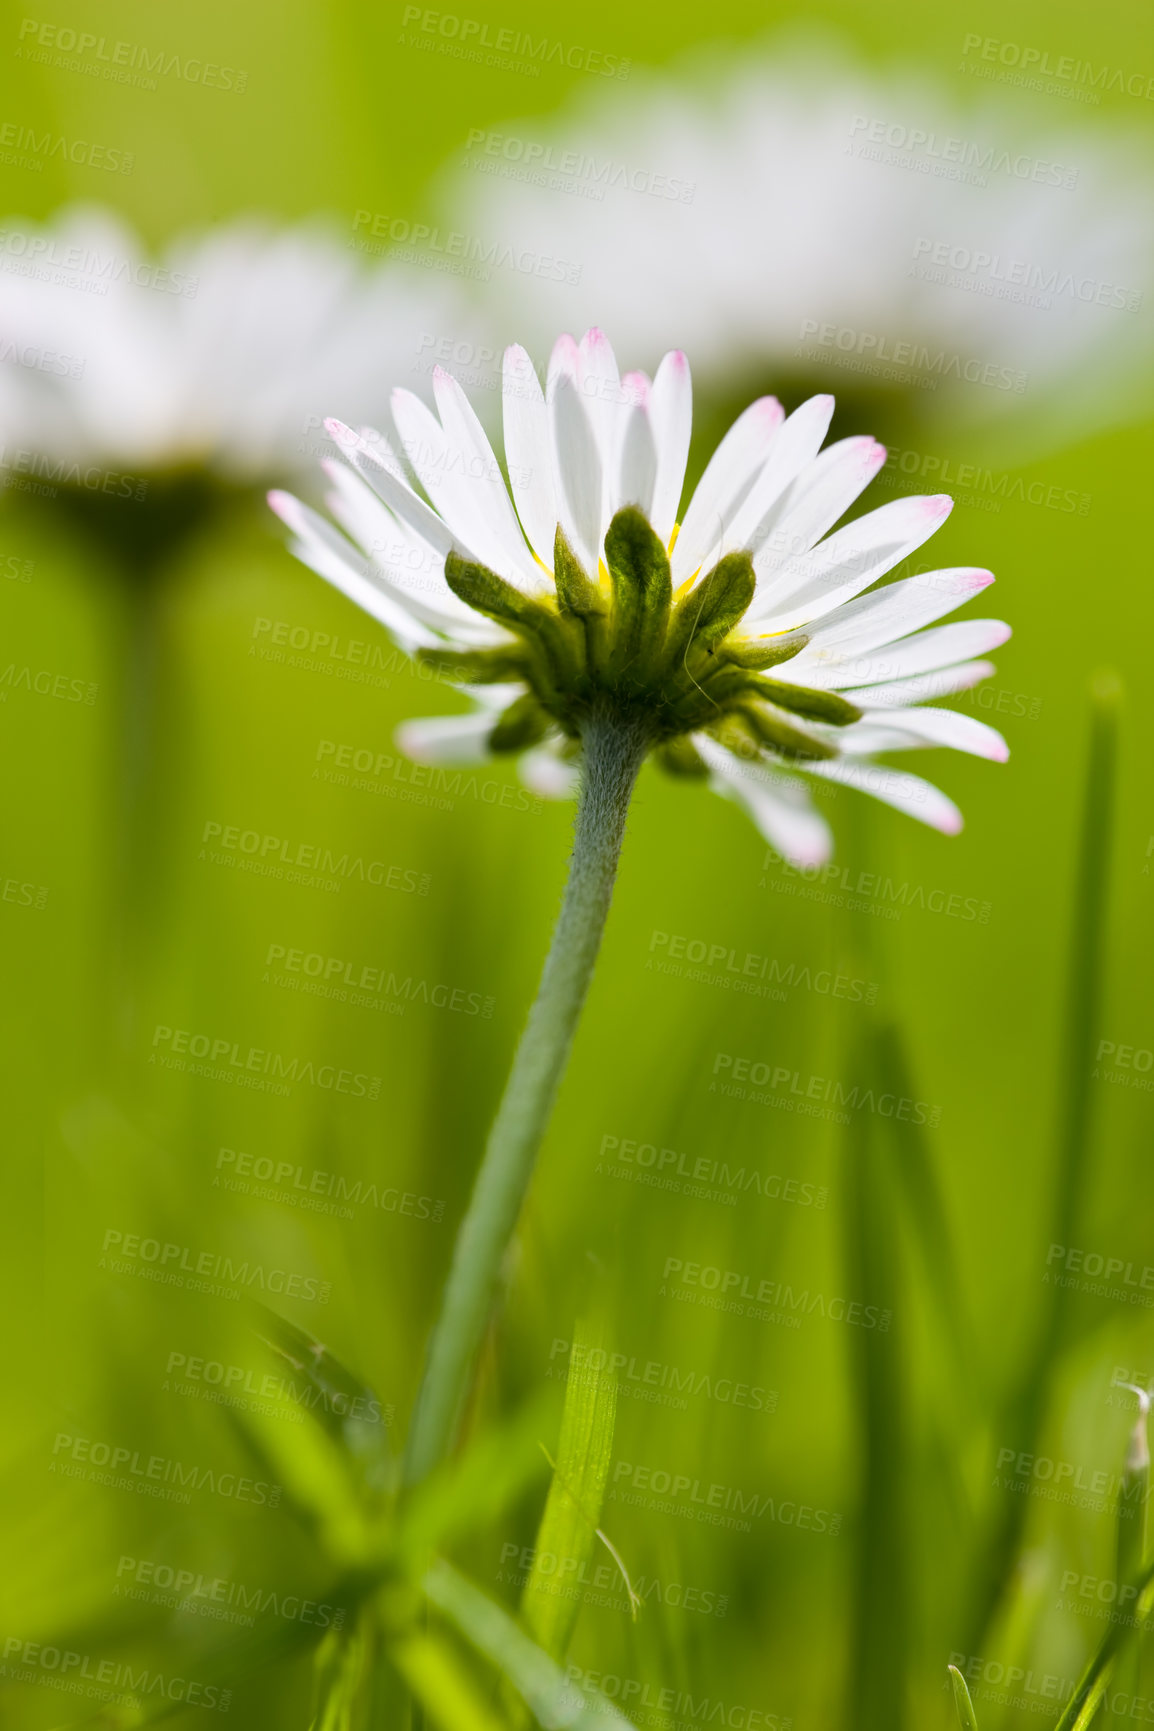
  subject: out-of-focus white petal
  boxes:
[396,710,498,766]
[520,744,580,799]
[695,734,833,867]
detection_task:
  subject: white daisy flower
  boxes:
[270,328,1010,866]
[0,204,468,484]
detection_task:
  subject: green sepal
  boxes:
[553,527,606,619]
[487,694,552,754]
[554,525,609,683]
[720,633,809,670]
[732,701,835,762]
[705,715,763,764]
[445,552,553,634]
[603,507,672,682]
[655,737,710,779]
[444,551,582,699]
[664,551,756,675]
[418,647,533,685]
[746,677,862,726]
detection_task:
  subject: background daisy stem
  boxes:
[402,702,651,1488]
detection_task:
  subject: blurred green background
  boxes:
[2,0,1153,1725]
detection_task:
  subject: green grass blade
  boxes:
[1054,1557,1154,1731]
[390,1630,511,1731]
[308,1625,371,1731]
[948,1665,980,1731]
[1115,1388,1150,1598]
[424,1560,639,1729]
[1113,1389,1150,1708]
[874,1019,973,1388]
[397,1395,552,1567]
[521,1316,621,1659]
[842,1053,908,1731]
[965,674,1120,1651]
[254,1305,393,1483]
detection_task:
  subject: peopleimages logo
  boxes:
[150,1024,382,1101]
[0,1635,231,1713]
[711,1051,942,1127]
[15,19,249,91]
[51,1430,282,1508]
[547,1337,776,1414]
[397,7,630,79]
[100,1227,333,1304]
[114,1555,344,1631]
[960,33,1154,102]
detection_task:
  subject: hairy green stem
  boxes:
[403,704,650,1488]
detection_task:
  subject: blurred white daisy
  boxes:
[271,328,1010,866]
[0,204,469,486]
[439,36,1154,448]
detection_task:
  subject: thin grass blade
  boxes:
[521,1315,622,1658]
[948,1664,980,1731]
[965,674,1120,1651]
[424,1560,639,1729]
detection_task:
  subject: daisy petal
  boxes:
[842,707,1010,762]
[433,366,548,590]
[549,367,603,572]
[844,659,996,707]
[520,744,580,799]
[695,734,833,867]
[577,327,623,524]
[502,345,558,567]
[649,349,692,543]
[396,710,499,765]
[616,376,658,521]
[787,571,998,680]
[268,490,437,651]
[672,395,784,584]
[752,437,887,573]
[749,496,956,633]
[797,617,1010,688]
[324,418,464,559]
[806,757,964,835]
[724,394,836,555]
[392,384,536,590]
[320,462,499,643]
